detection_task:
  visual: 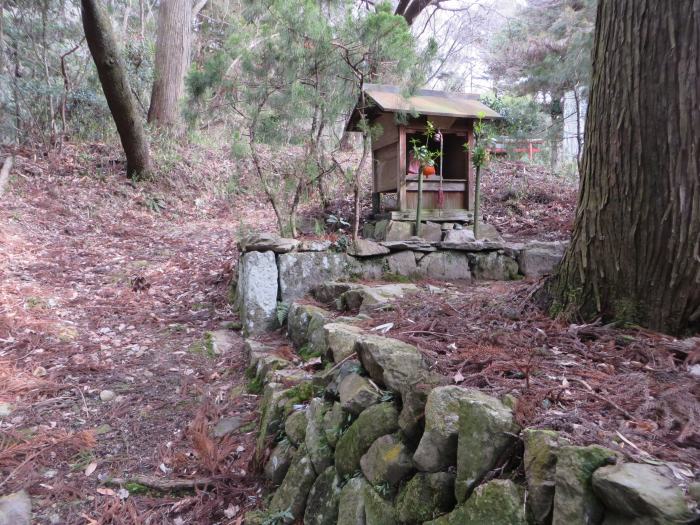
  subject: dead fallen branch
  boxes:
[104,475,216,491]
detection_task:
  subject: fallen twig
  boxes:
[104,475,216,491]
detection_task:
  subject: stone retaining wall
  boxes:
[233,232,567,336]
[244,285,699,525]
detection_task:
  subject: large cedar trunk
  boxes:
[147,0,191,127]
[544,0,700,335]
[81,0,151,177]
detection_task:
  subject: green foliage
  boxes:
[187,0,424,236]
[276,302,290,325]
[486,0,596,97]
[480,94,547,139]
[410,120,441,168]
[261,508,294,525]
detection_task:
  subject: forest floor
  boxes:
[1,142,696,525]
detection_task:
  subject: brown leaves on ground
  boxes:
[0,141,269,523]
[364,281,700,469]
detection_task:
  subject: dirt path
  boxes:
[0,158,272,523]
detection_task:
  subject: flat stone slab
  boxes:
[238,232,300,253]
[347,238,390,257]
[438,240,506,251]
[380,238,437,252]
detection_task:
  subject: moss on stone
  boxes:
[395,472,456,523]
[334,403,400,479]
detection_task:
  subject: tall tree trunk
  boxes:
[147,0,191,128]
[542,0,700,335]
[81,0,151,178]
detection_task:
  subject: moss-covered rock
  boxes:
[552,445,617,525]
[322,401,347,448]
[268,444,318,523]
[284,410,308,446]
[335,403,400,479]
[244,338,275,369]
[339,373,382,415]
[414,386,473,472]
[467,251,519,280]
[523,429,570,524]
[363,481,398,525]
[323,322,364,363]
[264,441,297,486]
[426,479,526,525]
[398,374,445,442]
[360,434,414,491]
[303,466,341,525]
[337,477,367,525]
[255,382,315,462]
[454,389,519,502]
[592,462,695,523]
[355,334,427,394]
[305,398,333,473]
[395,472,456,523]
[255,383,287,462]
[287,303,330,349]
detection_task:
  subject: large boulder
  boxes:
[278,252,352,303]
[523,429,570,525]
[237,250,279,335]
[374,220,414,241]
[552,445,617,525]
[398,375,445,442]
[454,389,519,502]
[385,250,421,277]
[245,338,275,369]
[264,441,297,485]
[303,466,341,525]
[443,229,475,243]
[360,434,414,490]
[395,472,456,523]
[418,251,472,281]
[305,398,333,473]
[312,282,364,305]
[284,409,308,446]
[341,284,419,313]
[363,482,398,525]
[321,401,346,448]
[592,463,695,523]
[474,223,504,242]
[426,479,526,525]
[518,241,566,278]
[337,477,367,525]
[414,386,474,472]
[348,238,390,257]
[0,491,31,525]
[287,303,330,349]
[334,403,400,478]
[468,251,520,280]
[419,221,443,242]
[323,323,364,363]
[355,334,428,394]
[339,373,382,415]
[268,444,319,523]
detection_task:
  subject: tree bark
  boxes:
[147,0,191,128]
[81,0,151,177]
[394,0,432,25]
[542,0,700,335]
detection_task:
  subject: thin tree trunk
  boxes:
[147,0,191,128]
[542,0,700,335]
[81,0,151,177]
